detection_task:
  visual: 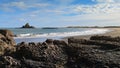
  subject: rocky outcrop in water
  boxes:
[0,32,120,68]
[21,23,35,28]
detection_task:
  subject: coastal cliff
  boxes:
[0,29,120,68]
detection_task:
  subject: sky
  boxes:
[0,0,120,27]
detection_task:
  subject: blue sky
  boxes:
[0,0,120,27]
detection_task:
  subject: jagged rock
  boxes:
[0,56,21,68]
[1,34,120,68]
[15,41,67,67]
[21,23,35,28]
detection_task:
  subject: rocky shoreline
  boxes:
[0,29,120,68]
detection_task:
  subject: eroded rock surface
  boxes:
[0,29,16,56]
[0,33,120,68]
[0,29,16,46]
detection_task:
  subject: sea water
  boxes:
[5,28,110,43]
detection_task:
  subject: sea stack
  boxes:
[21,23,35,28]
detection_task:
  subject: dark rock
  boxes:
[90,35,120,42]
[42,42,48,46]
[67,37,120,68]
[29,42,36,45]
[53,40,68,46]
[21,23,35,28]
[22,59,56,68]
[15,41,67,67]
[46,39,53,44]
[0,56,21,68]
[1,34,120,68]
[68,38,120,50]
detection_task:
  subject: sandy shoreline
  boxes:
[14,28,120,43]
[101,28,120,37]
[63,28,120,40]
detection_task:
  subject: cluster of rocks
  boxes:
[0,29,120,68]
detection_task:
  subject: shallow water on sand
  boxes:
[6,28,110,43]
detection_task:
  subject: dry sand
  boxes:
[64,28,120,40]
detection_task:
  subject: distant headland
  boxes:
[21,23,35,28]
[66,26,120,28]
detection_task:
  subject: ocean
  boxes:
[5,28,110,43]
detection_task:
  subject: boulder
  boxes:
[0,29,16,46]
[0,29,16,56]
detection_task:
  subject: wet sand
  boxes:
[102,28,120,37]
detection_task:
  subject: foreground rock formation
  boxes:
[0,30,120,68]
[0,30,16,46]
[0,30,16,56]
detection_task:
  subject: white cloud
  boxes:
[11,2,28,9]
[92,0,114,3]
[0,1,50,11]
[92,0,120,3]
[74,2,120,14]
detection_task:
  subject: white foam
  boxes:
[14,29,110,39]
